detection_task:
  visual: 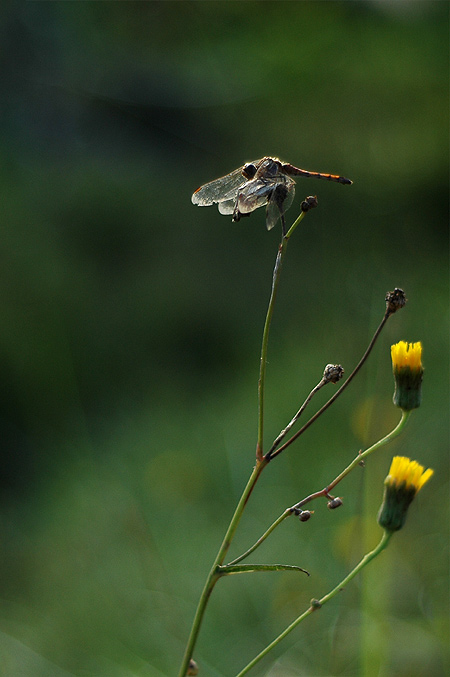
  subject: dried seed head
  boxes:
[385,288,407,315]
[323,364,344,384]
[301,195,318,212]
[298,510,313,522]
[327,497,343,510]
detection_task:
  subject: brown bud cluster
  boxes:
[323,364,344,384]
[385,288,406,315]
[301,195,318,212]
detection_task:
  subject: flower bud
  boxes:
[298,510,313,522]
[377,456,433,532]
[385,288,407,315]
[327,497,343,510]
[301,195,318,212]
[323,364,344,384]
[391,341,423,410]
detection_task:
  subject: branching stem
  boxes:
[292,408,411,510]
[235,530,393,676]
[179,209,307,677]
[269,308,393,459]
[229,410,409,567]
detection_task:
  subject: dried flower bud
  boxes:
[301,195,318,212]
[327,497,343,510]
[323,364,344,384]
[298,510,313,522]
[385,288,407,315]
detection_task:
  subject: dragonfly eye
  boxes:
[242,163,257,179]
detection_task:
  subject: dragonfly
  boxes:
[191,157,352,235]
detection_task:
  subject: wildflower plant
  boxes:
[179,182,433,676]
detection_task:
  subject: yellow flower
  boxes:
[391,341,422,371]
[391,341,423,410]
[386,455,434,491]
[378,456,433,532]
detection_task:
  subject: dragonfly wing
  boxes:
[237,180,273,214]
[218,198,236,215]
[265,181,295,231]
[191,161,260,206]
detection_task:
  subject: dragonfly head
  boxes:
[242,163,257,180]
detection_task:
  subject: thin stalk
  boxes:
[293,409,410,511]
[236,530,392,676]
[267,376,327,457]
[178,459,267,677]
[227,509,291,566]
[257,210,306,460]
[270,309,391,459]
[179,208,307,676]
[229,410,409,570]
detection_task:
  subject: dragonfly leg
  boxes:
[280,210,286,237]
[232,192,252,222]
[273,184,289,236]
[232,193,242,222]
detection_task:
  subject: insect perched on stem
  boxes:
[192,157,352,235]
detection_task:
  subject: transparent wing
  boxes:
[265,181,295,231]
[235,180,272,215]
[218,199,236,215]
[191,160,260,206]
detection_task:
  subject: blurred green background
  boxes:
[0,2,448,676]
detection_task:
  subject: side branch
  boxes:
[235,531,392,676]
[292,409,411,511]
[268,309,391,459]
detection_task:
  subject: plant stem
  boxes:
[267,376,327,457]
[229,410,409,568]
[226,509,291,566]
[257,210,306,460]
[293,408,410,510]
[178,459,268,677]
[270,308,392,459]
[236,530,392,676]
[179,208,307,676]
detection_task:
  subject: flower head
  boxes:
[377,456,433,532]
[385,288,407,315]
[391,341,423,410]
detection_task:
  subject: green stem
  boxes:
[236,530,392,676]
[257,210,306,460]
[178,458,268,677]
[179,209,307,676]
[293,409,411,510]
[330,409,410,489]
[227,509,291,566]
[230,410,409,569]
[267,377,327,457]
[270,308,392,459]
